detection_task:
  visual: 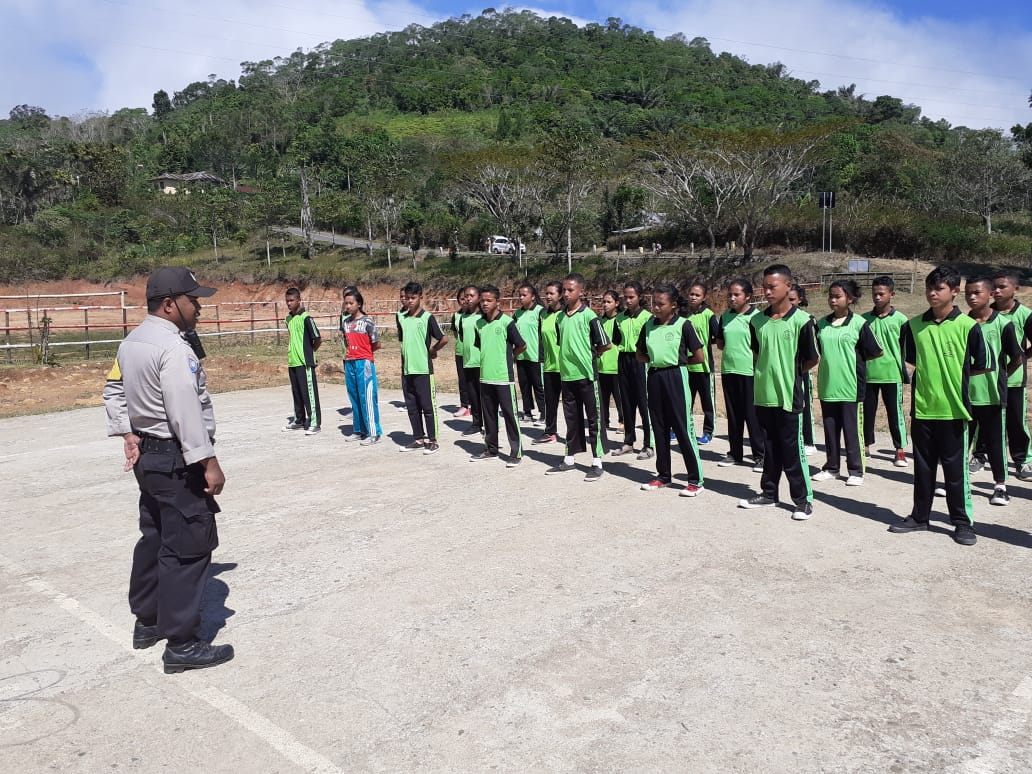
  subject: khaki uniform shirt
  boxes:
[104,315,216,465]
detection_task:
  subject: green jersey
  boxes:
[750,305,819,413]
[396,309,445,376]
[541,308,562,373]
[556,303,610,382]
[994,300,1032,388]
[718,308,758,376]
[286,309,320,367]
[456,311,482,368]
[862,308,908,385]
[613,307,652,354]
[816,311,883,403]
[598,315,620,374]
[636,315,705,369]
[513,304,543,362]
[685,305,718,373]
[474,312,526,384]
[902,307,991,421]
[969,312,1022,407]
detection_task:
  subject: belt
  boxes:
[137,434,181,453]
[648,365,682,373]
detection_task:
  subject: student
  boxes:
[716,278,765,471]
[513,282,545,425]
[546,273,611,481]
[396,281,449,454]
[455,285,483,437]
[533,281,564,445]
[788,283,818,456]
[684,280,719,444]
[966,277,1023,505]
[636,284,706,496]
[862,276,909,466]
[612,281,654,460]
[450,288,472,419]
[738,265,820,520]
[991,271,1032,480]
[282,287,323,435]
[471,285,527,466]
[395,289,408,413]
[889,266,991,546]
[598,290,624,435]
[812,280,882,486]
[340,287,382,445]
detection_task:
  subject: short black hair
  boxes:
[147,297,164,313]
[728,278,753,296]
[763,264,794,281]
[403,281,423,295]
[965,276,994,291]
[992,270,1020,286]
[926,265,961,290]
[564,273,586,288]
[872,275,894,291]
[285,287,301,298]
[479,284,500,299]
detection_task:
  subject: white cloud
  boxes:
[625,0,1032,129]
[3,0,1029,129]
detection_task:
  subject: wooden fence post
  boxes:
[84,308,90,359]
[275,302,281,347]
[4,310,10,363]
[250,303,255,345]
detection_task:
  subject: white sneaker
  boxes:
[811,470,836,482]
[845,475,864,486]
[934,486,947,497]
[990,487,1009,506]
[804,445,818,456]
[792,502,813,520]
[304,426,321,435]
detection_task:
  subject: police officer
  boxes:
[104,267,234,674]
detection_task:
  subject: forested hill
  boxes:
[2,9,1031,283]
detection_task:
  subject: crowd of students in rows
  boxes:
[284,265,1032,547]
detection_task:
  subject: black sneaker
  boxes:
[738,494,776,509]
[505,456,522,468]
[584,466,603,482]
[990,487,1009,506]
[470,451,498,462]
[716,454,737,467]
[791,502,813,521]
[545,462,576,475]
[162,641,234,674]
[422,441,440,455]
[968,455,986,474]
[888,516,929,534]
[952,524,977,546]
[462,427,483,437]
[399,440,425,452]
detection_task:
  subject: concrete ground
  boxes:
[2,385,1032,773]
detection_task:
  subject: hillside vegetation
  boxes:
[1,9,1031,288]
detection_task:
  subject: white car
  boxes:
[489,236,514,254]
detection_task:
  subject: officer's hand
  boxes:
[123,433,140,472]
[202,457,226,496]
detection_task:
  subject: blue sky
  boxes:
[2,0,1030,130]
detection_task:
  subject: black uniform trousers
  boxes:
[598,372,622,429]
[562,378,604,458]
[970,404,1007,482]
[482,382,522,458]
[288,364,321,429]
[462,367,483,430]
[515,359,545,417]
[687,371,716,437]
[648,367,704,485]
[863,382,907,450]
[1004,386,1032,465]
[543,370,562,436]
[130,443,219,646]
[722,373,765,463]
[618,352,652,449]
[820,400,865,476]
[756,405,812,507]
[455,355,470,408]
[911,418,973,526]
[402,373,438,441]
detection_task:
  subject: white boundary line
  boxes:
[0,555,342,773]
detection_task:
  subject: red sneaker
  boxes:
[640,479,667,491]
[679,484,704,497]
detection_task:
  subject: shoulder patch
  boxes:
[106,360,121,380]
[187,356,199,373]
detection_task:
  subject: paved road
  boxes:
[2,387,1031,771]
[281,226,392,251]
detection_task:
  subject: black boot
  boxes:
[133,620,161,650]
[162,641,235,674]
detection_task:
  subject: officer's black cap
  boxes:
[146,267,217,300]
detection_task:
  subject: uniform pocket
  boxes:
[168,511,219,558]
